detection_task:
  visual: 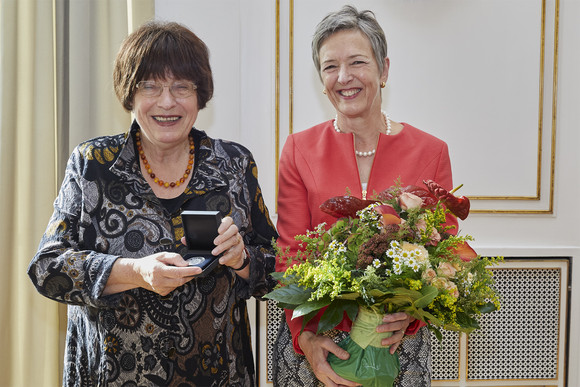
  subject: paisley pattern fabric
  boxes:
[28,121,278,386]
[273,321,432,387]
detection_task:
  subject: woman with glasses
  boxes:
[28,21,277,386]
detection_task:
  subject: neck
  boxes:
[139,138,190,164]
[136,130,195,190]
[334,110,391,136]
[334,111,392,157]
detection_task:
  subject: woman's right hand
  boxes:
[103,252,201,296]
[298,331,360,387]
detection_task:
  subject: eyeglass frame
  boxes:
[135,80,198,99]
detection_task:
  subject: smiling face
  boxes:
[133,74,199,149]
[319,29,389,119]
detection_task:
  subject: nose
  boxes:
[337,65,352,85]
[156,86,177,108]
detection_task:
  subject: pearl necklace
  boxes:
[136,131,195,188]
[333,110,391,157]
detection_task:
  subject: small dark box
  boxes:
[181,210,222,277]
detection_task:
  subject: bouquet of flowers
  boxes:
[265,179,502,387]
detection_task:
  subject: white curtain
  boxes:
[0,1,153,385]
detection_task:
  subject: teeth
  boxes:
[154,116,179,122]
[340,89,360,97]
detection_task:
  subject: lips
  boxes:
[339,88,361,97]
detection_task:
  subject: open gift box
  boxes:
[181,210,223,277]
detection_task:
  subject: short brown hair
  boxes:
[113,21,213,111]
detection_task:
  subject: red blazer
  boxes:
[276,120,455,353]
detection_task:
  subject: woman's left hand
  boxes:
[376,312,415,354]
[212,216,249,276]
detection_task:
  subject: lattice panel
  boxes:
[431,330,459,380]
[467,267,561,380]
[266,301,284,382]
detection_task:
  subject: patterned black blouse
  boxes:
[28,121,278,386]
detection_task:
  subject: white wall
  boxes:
[155,0,278,216]
[156,0,580,385]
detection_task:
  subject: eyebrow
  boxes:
[321,53,370,64]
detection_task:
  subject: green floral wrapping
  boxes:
[327,308,400,387]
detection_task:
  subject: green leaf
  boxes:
[335,292,361,300]
[269,271,285,281]
[317,303,345,333]
[263,284,312,305]
[419,310,443,327]
[292,298,331,319]
[345,301,359,322]
[275,302,300,310]
[368,288,393,298]
[300,309,321,332]
[455,312,480,330]
[317,300,358,334]
[393,287,424,299]
[478,302,498,314]
[428,325,443,342]
[414,286,438,309]
[381,294,415,306]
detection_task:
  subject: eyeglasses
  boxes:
[136,81,197,98]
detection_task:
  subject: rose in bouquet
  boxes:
[265,179,502,387]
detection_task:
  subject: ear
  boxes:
[381,57,390,84]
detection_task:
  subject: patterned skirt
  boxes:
[272,319,432,387]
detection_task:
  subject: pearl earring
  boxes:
[322,89,327,95]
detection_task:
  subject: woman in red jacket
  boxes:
[273,5,455,387]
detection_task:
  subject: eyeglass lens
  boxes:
[137,81,196,98]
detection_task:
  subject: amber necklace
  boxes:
[135,131,194,188]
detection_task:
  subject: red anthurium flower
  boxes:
[320,196,377,219]
[450,241,478,262]
[373,204,401,225]
[423,180,471,220]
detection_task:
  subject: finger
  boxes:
[376,322,403,333]
[380,328,406,347]
[213,222,238,247]
[147,268,199,295]
[318,376,338,387]
[228,232,242,250]
[325,368,361,387]
[377,314,411,333]
[325,341,350,361]
[218,238,245,267]
[217,216,234,234]
[163,263,203,278]
[213,236,238,257]
[156,252,189,267]
[315,345,360,387]
[213,229,242,257]
[381,312,409,323]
